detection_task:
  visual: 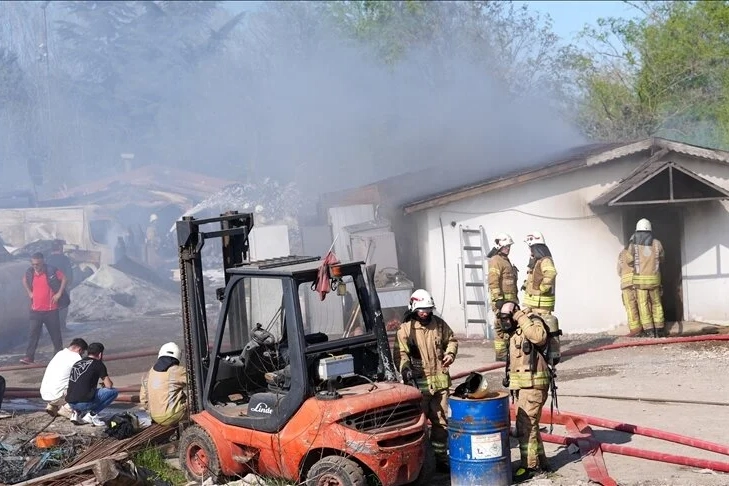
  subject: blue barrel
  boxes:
[448,392,511,486]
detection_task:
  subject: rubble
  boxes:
[69,266,180,322]
[178,179,309,257]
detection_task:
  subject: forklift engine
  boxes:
[176,212,432,486]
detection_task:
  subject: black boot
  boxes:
[512,467,537,483]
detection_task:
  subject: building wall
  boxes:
[668,155,729,323]
[416,154,698,336]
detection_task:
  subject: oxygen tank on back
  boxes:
[542,314,562,366]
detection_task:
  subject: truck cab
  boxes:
[177,212,430,486]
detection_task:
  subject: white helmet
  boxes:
[524,231,545,247]
[409,289,435,312]
[495,233,514,249]
[158,342,181,361]
[149,213,158,223]
[636,218,652,232]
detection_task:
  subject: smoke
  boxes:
[0,2,584,215]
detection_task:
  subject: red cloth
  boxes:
[315,251,340,301]
[31,270,64,311]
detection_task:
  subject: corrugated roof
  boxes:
[402,138,729,214]
[50,165,231,203]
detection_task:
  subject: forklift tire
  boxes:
[410,441,436,485]
[179,425,222,483]
[306,456,367,486]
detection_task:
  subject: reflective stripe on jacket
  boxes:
[617,249,635,290]
[488,253,519,307]
[630,239,664,289]
[393,316,458,393]
[509,310,549,390]
[524,257,557,311]
[140,365,187,426]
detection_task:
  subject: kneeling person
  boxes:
[66,342,118,426]
[140,342,187,426]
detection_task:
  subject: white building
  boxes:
[402,138,729,337]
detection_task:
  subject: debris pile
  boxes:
[0,424,92,484]
[179,179,309,258]
[70,265,180,321]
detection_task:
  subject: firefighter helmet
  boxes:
[158,342,181,361]
[409,289,435,312]
[149,213,158,223]
[524,231,545,246]
[495,233,514,249]
[636,218,652,232]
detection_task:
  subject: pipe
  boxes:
[538,408,729,457]
[541,433,729,473]
[0,348,160,372]
[4,390,139,404]
[6,385,140,393]
[451,334,729,381]
[556,392,729,408]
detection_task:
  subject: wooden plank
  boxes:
[12,453,128,486]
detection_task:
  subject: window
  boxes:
[298,275,368,339]
[221,276,284,352]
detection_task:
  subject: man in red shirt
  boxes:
[19,252,67,364]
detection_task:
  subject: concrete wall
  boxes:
[667,155,729,323]
[416,155,662,336]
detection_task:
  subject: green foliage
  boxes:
[569,0,729,147]
[132,447,187,485]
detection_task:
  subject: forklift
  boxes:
[176,212,433,485]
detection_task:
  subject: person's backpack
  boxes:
[25,264,71,309]
[104,412,140,440]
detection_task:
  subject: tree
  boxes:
[569,1,729,146]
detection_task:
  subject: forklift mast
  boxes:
[176,211,254,414]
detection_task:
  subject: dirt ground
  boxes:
[1,317,729,486]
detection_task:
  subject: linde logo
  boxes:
[250,402,273,414]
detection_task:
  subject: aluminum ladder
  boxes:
[459,225,492,339]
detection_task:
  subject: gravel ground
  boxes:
[1,318,728,486]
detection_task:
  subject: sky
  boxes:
[516,1,642,43]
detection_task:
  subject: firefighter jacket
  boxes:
[140,359,187,426]
[617,249,635,290]
[523,256,557,311]
[393,315,458,394]
[629,237,664,289]
[488,253,519,307]
[508,310,549,390]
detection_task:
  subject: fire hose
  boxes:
[451,334,729,484]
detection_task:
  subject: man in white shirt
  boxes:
[40,338,88,418]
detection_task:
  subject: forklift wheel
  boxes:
[306,456,367,486]
[179,425,222,482]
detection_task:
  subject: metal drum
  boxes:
[448,391,511,486]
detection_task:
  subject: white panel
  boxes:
[350,231,399,270]
[249,225,290,260]
[328,205,375,260]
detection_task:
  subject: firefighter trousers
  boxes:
[636,288,664,331]
[515,388,549,470]
[621,288,641,332]
[422,388,449,460]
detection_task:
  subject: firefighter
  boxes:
[617,247,642,336]
[393,289,458,469]
[487,233,518,362]
[628,218,666,337]
[522,231,557,315]
[497,300,552,483]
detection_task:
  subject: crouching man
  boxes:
[140,342,187,426]
[66,342,118,426]
[40,338,88,419]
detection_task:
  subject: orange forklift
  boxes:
[176,212,433,485]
